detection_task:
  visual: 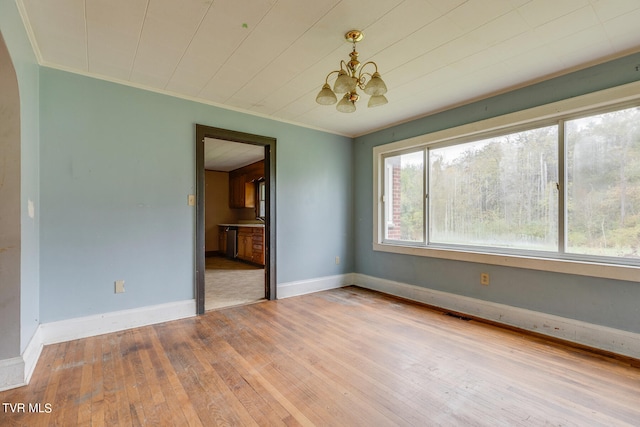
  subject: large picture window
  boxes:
[429,126,558,251]
[566,106,640,259]
[376,97,640,270]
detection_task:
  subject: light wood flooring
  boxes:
[2,286,640,426]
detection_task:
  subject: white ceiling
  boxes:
[18,0,640,137]
[204,138,264,171]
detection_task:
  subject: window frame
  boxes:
[257,179,266,219]
[373,80,640,282]
[381,147,427,245]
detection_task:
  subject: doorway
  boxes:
[195,124,276,315]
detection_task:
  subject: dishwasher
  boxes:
[225,226,238,259]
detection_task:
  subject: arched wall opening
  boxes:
[0,31,22,366]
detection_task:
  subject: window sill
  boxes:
[372,242,640,282]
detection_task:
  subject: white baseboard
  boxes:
[355,273,640,360]
[40,299,196,345]
[0,277,353,391]
[0,357,25,392]
[22,326,44,384]
[278,273,354,299]
[0,327,44,392]
[0,299,196,392]
[7,273,636,392]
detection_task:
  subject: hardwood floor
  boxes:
[2,286,640,426]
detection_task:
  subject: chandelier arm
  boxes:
[339,59,353,75]
[360,61,379,74]
[358,71,376,80]
[324,70,341,84]
[356,61,380,89]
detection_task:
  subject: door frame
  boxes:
[195,124,276,315]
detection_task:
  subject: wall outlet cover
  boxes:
[480,273,490,286]
[115,280,125,293]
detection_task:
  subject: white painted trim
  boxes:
[372,243,640,282]
[373,80,640,156]
[40,299,196,345]
[372,80,640,282]
[15,0,44,64]
[0,328,44,392]
[0,299,196,391]
[355,273,640,359]
[22,326,43,384]
[0,357,25,392]
[278,273,355,299]
[15,0,350,139]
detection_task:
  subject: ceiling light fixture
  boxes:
[316,30,388,113]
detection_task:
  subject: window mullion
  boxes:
[558,120,566,255]
[424,148,429,246]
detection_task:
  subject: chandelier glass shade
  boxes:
[315,30,388,113]
[316,84,338,105]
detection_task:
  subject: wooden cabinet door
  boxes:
[229,160,264,209]
[237,232,252,261]
[244,235,253,260]
[252,227,265,265]
[237,234,246,260]
[244,181,255,208]
[229,173,245,208]
[236,228,264,265]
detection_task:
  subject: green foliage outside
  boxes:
[567,107,640,258]
[429,126,558,250]
[392,106,640,260]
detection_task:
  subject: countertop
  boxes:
[218,223,265,228]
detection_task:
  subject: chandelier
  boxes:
[315,30,388,113]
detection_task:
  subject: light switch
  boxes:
[188,194,196,206]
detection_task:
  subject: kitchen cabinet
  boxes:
[237,231,252,261]
[229,161,264,209]
[229,173,255,208]
[237,226,264,266]
[252,228,265,265]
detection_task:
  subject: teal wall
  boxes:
[354,52,640,334]
[0,0,40,356]
[39,68,353,322]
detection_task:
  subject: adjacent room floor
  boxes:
[204,255,265,311]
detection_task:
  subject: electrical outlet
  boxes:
[115,280,125,293]
[480,273,490,286]
[335,256,340,265]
